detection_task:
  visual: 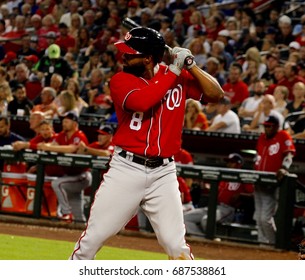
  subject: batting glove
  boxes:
[169,50,192,76]
[171,47,192,56]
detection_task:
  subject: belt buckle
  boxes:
[144,158,152,168]
[144,158,160,168]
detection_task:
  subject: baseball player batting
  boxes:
[70,27,224,260]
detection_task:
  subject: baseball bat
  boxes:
[121,17,173,53]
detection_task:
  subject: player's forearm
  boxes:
[188,66,224,103]
[39,144,78,154]
[206,122,226,131]
[83,147,111,157]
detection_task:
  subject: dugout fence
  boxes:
[0,148,300,250]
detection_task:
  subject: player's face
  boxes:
[264,124,278,138]
[98,134,111,146]
[62,118,75,132]
[29,114,43,130]
[121,53,147,76]
[39,123,53,139]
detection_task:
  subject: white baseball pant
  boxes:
[70,152,193,259]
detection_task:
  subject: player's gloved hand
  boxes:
[171,47,192,56]
[169,50,193,76]
[172,47,196,70]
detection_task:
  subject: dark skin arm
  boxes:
[188,65,224,103]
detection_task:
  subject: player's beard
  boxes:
[123,64,146,77]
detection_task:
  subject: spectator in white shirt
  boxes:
[238,80,265,126]
[206,96,241,134]
[242,94,285,133]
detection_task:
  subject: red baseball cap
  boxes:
[1,51,17,64]
[24,55,39,64]
[128,1,138,8]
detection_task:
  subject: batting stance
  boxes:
[70,27,224,260]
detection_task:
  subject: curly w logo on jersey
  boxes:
[165,84,183,110]
[268,142,280,156]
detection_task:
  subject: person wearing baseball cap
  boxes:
[69,25,224,260]
[76,124,115,157]
[33,43,77,86]
[184,152,254,236]
[254,114,296,245]
[114,27,166,64]
[224,153,244,166]
[262,115,279,127]
[63,111,79,123]
[23,55,39,69]
[0,51,17,65]
[37,110,91,223]
[47,44,61,59]
[23,55,39,64]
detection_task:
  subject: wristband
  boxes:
[184,55,196,69]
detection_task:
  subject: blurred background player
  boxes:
[254,115,296,245]
[184,153,254,237]
[37,112,92,223]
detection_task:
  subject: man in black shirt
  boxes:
[34,44,77,86]
[7,84,33,116]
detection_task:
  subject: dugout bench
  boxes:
[0,148,299,251]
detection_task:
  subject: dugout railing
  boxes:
[0,149,299,251]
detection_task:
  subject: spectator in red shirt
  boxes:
[1,15,27,53]
[205,14,224,44]
[37,112,92,223]
[265,65,287,95]
[222,62,249,112]
[55,22,76,55]
[282,61,305,101]
[38,14,59,50]
[9,63,42,101]
[184,153,254,237]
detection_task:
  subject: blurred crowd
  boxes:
[0,0,303,139]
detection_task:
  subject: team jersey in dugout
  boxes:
[110,64,203,158]
[255,130,296,172]
[54,130,89,175]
